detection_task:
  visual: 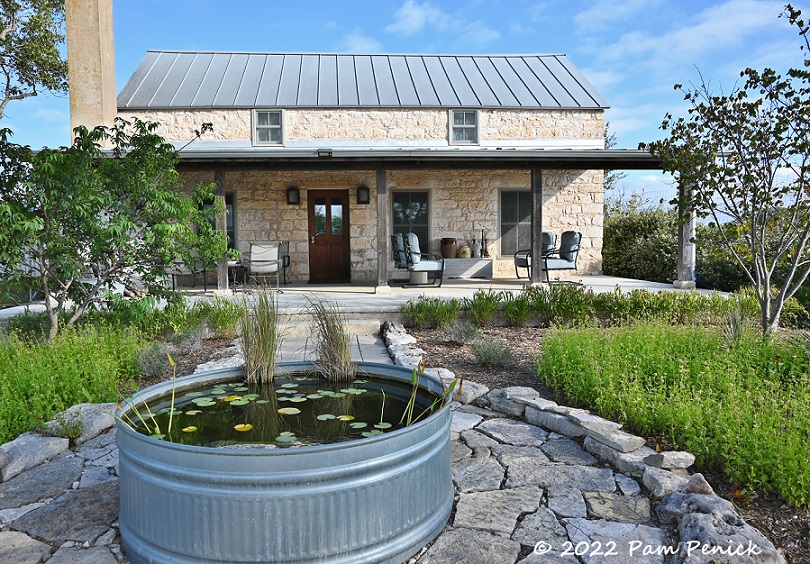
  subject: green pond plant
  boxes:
[241,288,281,384]
[309,298,354,381]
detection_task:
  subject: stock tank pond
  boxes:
[116,361,453,564]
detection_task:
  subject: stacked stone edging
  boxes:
[383,321,785,563]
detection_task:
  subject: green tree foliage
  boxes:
[644,6,810,333]
[0,118,228,339]
[0,0,67,119]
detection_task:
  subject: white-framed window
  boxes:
[499,190,532,257]
[392,191,429,245]
[449,110,478,145]
[253,110,283,145]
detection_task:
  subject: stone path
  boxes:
[0,326,786,563]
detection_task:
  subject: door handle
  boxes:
[310,236,315,244]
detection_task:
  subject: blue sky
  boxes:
[3,0,806,200]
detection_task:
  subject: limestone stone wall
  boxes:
[179,168,603,283]
[122,108,603,145]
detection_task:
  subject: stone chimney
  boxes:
[66,0,116,137]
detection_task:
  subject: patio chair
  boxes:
[166,258,209,292]
[542,231,582,283]
[391,232,444,287]
[244,241,290,291]
[514,231,556,279]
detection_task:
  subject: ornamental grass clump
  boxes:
[241,289,281,384]
[309,298,354,381]
[463,289,502,326]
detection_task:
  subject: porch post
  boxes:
[674,181,696,289]
[214,169,229,292]
[375,168,391,293]
[530,169,544,285]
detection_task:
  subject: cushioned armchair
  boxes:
[514,231,556,279]
[391,232,444,287]
[542,231,582,283]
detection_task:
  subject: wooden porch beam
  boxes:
[214,169,229,292]
[530,169,544,285]
[375,168,390,291]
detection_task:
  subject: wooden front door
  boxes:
[308,190,350,282]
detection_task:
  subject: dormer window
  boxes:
[450,110,478,145]
[253,110,283,145]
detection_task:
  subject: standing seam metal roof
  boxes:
[118,51,609,110]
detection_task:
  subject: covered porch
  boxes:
[177,147,666,292]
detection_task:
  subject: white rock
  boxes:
[0,432,69,481]
[643,466,689,498]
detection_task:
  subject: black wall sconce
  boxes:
[286,186,301,205]
[356,185,371,205]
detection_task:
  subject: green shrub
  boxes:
[463,290,502,326]
[399,296,460,329]
[538,323,810,506]
[0,327,142,444]
[201,297,246,337]
[137,342,171,379]
[603,205,678,282]
[471,338,513,367]
[444,321,481,345]
[501,292,532,327]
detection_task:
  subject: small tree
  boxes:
[644,5,810,333]
[0,118,228,339]
[0,0,68,119]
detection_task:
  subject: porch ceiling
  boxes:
[175,148,662,171]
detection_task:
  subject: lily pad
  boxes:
[234,423,253,432]
[306,394,323,399]
[316,414,336,420]
[233,386,249,392]
[242,394,260,400]
[275,435,296,443]
[184,391,205,397]
[278,407,301,415]
[289,397,307,403]
[229,399,249,406]
[222,395,241,402]
[332,392,346,398]
[361,430,383,438]
[278,431,295,437]
[185,410,202,415]
[181,426,198,433]
[353,379,367,384]
[277,396,290,402]
[280,383,298,389]
[337,415,355,421]
[255,399,270,404]
[211,389,227,395]
[374,422,393,429]
[349,422,368,429]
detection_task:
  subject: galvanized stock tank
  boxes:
[116,362,453,564]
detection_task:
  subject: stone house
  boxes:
[114,50,662,290]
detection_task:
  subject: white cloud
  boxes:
[339,30,384,53]
[458,21,501,48]
[573,0,662,33]
[385,0,452,36]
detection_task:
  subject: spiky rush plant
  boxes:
[241,288,281,384]
[309,298,354,381]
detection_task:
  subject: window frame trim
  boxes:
[390,189,432,248]
[498,188,532,259]
[448,109,480,146]
[252,109,285,146]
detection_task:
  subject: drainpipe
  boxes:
[66,0,117,138]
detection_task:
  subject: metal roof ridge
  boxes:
[144,49,570,58]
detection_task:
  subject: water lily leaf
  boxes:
[185,410,202,415]
[182,426,198,433]
[280,383,298,389]
[222,395,241,402]
[317,414,336,420]
[289,397,307,403]
[278,407,301,415]
[337,415,355,421]
[242,394,260,400]
[192,397,215,405]
[333,393,346,398]
[277,396,290,402]
[276,389,296,394]
[306,394,323,399]
[211,388,227,395]
[169,409,183,416]
[234,386,249,391]
[361,430,383,438]
[278,431,295,437]
[275,435,295,443]
[184,391,205,397]
[374,422,393,429]
[353,379,367,384]
[255,399,270,404]
[349,422,368,429]
[229,399,249,406]
[234,423,253,432]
